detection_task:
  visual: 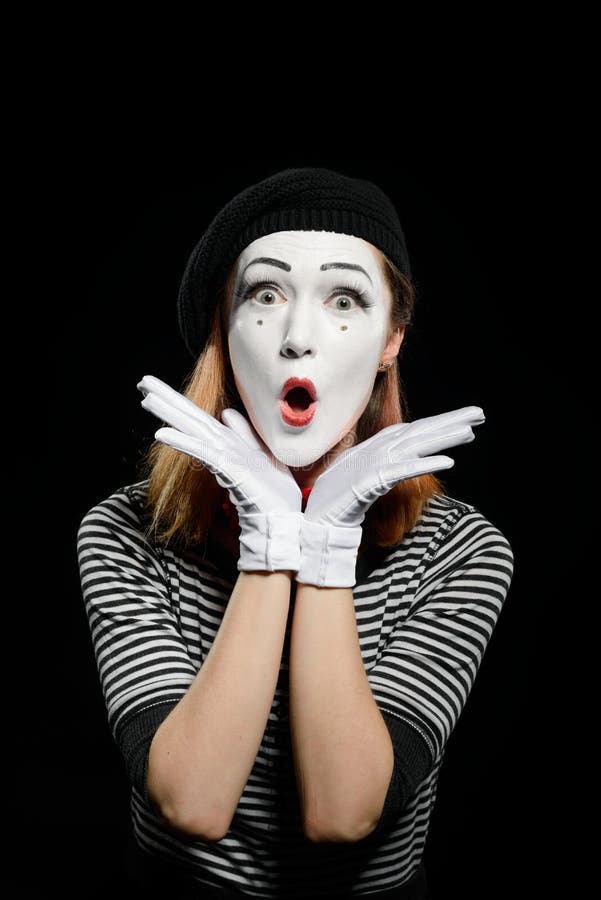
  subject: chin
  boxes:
[267,430,353,469]
[269,443,326,468]
[254,408,362,469]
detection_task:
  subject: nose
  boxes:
[279,299,316,359]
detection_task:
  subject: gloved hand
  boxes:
[137,375,303,574]
[296,407,486,588]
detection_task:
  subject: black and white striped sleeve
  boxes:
[369,509,514,833]
[77,489,198,798]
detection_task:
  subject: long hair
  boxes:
[141,250,443,550]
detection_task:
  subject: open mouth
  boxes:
[278,378,318,427]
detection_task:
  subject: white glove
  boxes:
[297,407,486,588]
[137,375,303,574]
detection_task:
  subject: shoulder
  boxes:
[77,480,159,564]
[78,480,150,533]
[77,480,174,590]
[417,491,514,587]
[425,491,512,555]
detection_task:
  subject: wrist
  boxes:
[237,511,303,574]
[296,519,363,588]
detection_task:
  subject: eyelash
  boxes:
[232,276,375,309]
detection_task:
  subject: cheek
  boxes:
[335,326,388,370]
[228,308,388,379]
[228,317,273,370]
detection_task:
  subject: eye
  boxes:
[232,278,285,307]
[331,293,360,311]
[255,287,281,305]
[326,283,375,311]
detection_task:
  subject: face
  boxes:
[225,230,401,468]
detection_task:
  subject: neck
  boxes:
[288,462,321,490]
[288,439,349,489]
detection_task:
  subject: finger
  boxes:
[403,406,485,437]
[345,454,455,507]
[141,391,226,445]
[155,427,262,501]
[321,423,427,475]
[138,375,219,434]
[319,427,396,477]
[222,409,296,476]
[361,410,484,457]
[389,426,476,459]
[155,425,271,480]
[330,406,484,466]
[221,408,264,450]
[379,455,455,487]
[137,374,171,398]
[154,426,221,471]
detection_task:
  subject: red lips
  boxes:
[278,377,318,427]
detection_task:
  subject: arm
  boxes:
[126,377,304,839]
[286,408,486,841]
[147,569,291,840]
[289,583,394,843]
[78,492,293,844]
[366,512,514,764]
[290,512,513,843]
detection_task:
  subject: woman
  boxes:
[77,167,514,899]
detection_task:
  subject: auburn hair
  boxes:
[141,250,444,552]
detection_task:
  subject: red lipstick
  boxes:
[278,377,318,427]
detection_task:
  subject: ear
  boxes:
[380,326,405,365]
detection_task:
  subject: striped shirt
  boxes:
[77,481,514,897]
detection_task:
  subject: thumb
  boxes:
[379,455,455,489]
[221,408,292,475]
[221,408,263,451]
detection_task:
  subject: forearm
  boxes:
[289,582,394,842]
[147,570,292,840]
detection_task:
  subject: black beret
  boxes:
[177,167,412,359]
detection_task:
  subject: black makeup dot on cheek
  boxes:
[341,325,348,331]
[257,320,263,325]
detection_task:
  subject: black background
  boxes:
[32,152,558,897]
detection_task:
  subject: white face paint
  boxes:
[226,230,392,467]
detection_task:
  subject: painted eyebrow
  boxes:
[320,262,373,286]
[242,257,292,275]
[242,257,373,286]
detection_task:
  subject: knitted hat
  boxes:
[177,166,412,359]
